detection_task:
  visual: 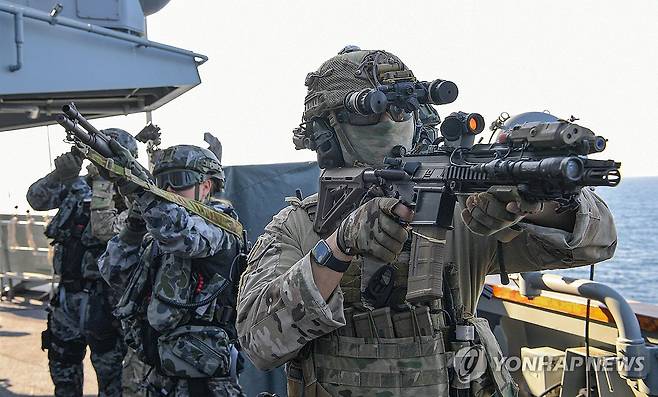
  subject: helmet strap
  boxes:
[328,111,359,166]
[194,184,200,201]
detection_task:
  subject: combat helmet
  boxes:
[490,111,559,135]
[293,46,443,168]
[153,144,224,193]
[103,128,139,157]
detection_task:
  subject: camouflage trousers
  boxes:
[123,346,150,397]
[45,285,126,397]
[145,371,246,397]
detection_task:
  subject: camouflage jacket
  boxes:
[26,171,89,212]
[98,192,240,323]
[89,177,129,243]
[236,188,617,370]
[26,172,108,281]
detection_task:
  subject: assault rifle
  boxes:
[55,102,244,241]
[315,111,621,296]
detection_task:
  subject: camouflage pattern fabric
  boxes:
[138,191,230,257]
[99,192,234,291]
[337,196,408,263]
[99,193,244,394]
[47,287,125,397]
[87,175,151,396]
[157,325,231,378]
[123,347,150,397]
[28,170,127,396]
[146,372,245,397]
[90,177,129,243]
[236,188,617,395]
[26,172,89,211]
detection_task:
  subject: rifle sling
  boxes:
[83,148,244,242]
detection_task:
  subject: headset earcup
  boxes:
[311,119,345,169]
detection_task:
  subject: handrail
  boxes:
[0,1,208,73]
[519,272,649,380]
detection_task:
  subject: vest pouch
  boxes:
[158,325,231,378]
[308,331,450,396]
[147,254,192,332]
[467,317,519,397]
[114,254,151,320]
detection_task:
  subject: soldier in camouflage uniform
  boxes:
[89,129,150,397]
[236,47,618,396]
[99,144,245,396]
[26,128,138,397]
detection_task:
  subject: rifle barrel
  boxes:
[62,103,103,136]
[56,114,114,157]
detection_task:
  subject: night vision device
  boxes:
[344,79,459,116]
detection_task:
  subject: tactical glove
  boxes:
[336,197,409,263]
[52,152,82,182]
[460,187,543,237]
[118,202,146,244]
[86,163,101,180]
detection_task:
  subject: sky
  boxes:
[1,0,657,214]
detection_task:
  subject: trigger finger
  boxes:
[466,195,477,211]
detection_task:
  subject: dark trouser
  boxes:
[45,285,126,397]
[146,371,245,397]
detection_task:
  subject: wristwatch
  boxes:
[310,239,351,273]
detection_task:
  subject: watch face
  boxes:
[313,240,332,265]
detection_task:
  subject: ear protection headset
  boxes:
[292,117,345,169]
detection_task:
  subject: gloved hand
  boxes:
[86,163,102,181]
[118,202,147,244]
[336,197,412,263]
[460,187,543,237]
[52,152,83,182]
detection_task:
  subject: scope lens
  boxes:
[428,80,459,105]
[440,116,464,141]
[466,113,485,134]
[562,158,583,181]
[365,90,388,114]
[593,136,606,152]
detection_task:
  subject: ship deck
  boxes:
[0,295,98,396]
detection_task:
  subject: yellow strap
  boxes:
[82,147,244,241]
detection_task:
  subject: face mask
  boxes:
[336,114,415,167]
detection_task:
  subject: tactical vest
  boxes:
[45,194,104,286]
[116,226,243,379]
[285,195,518,397]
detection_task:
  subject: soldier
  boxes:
[99,144,245,396]
[236,48,618,396]
[88,129,150,397]
[26,128,138,397]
